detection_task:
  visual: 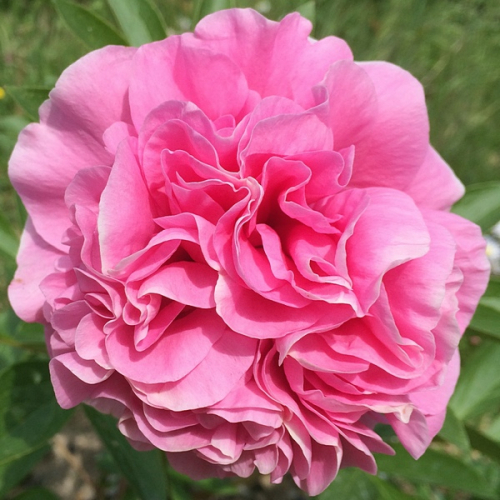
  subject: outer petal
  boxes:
[350,61,429,189]
[404,146,465,210]
[191,9,352,105]
[8,219,63,322]
[427,210,490,331]
[9,45,136,250]
[389,350,461,458]
[313,60,377,152]
[129,37,248,127]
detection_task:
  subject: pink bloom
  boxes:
[9,9,489,495]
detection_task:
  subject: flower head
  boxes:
[9,9,489,495]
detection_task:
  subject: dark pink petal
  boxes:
[288,333,369,374]
[133,301,185,352]
[167,451,230,480]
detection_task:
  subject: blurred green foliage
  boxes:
[1,1,500,499]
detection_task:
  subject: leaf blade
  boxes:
[52,0,127,50]
[376,444,498,498]
[107,0,166,46]
[84,405,167,500]
[0,362,72,496]
[452,181,500,231]
[5,86,51,121]
[449,341,500,420]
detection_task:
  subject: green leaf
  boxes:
[0,310,47,363]
[367,475,419,500]
[485,414,500,441]
[297,1,316,23]
[84,405,167,500]
[5,86,51,121]
[466,425,500,466]
[0,362,72,496]
[376,443,498,498]
[107,0,166,46]
[452,181,500,231]
[449,341,500,420]
[484,275,500,298]
[469,297,500,340]
[12,487,60,500]
[438,406,471,452]
[0,211,19,261]
[0,446,50,496]
[52,0,127,50]
[316,468,376,499]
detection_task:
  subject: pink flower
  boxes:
[9,8,489,495]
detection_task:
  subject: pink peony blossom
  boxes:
[9,8,489,495]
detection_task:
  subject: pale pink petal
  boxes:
[132,330,257,411]
[429,210,489,331]
[405,146,465,210]
[129,38,248,127]
[105,309,224,384]
[103,122,136,155]
[74,313,112,369]
[191,9,352,103]
[98,138,155,271]
[351,61,429,189]
[313,60,377,151]
[65,166,110,214]
[8,219,63,322]
[240,113,333,176]
[342,188,430,310]
[293,441,341,496]
[140,262,217,308]
[9,46,135,250]
[49,45,137,137]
